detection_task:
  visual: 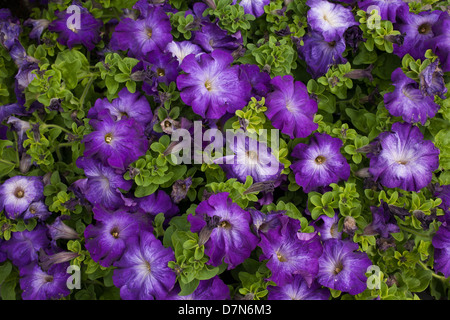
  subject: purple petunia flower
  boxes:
[384,68,440,125]
[317,239,372,295]
[1,224,50,267]
[75,157,133,210]
[357,0,408,23]
[48,3,102,51]
[419,59,447,99]
[258,216,323,286]
[165,276,230,300]
[137,189,179,219]
[249,209,283,236]
[297,31,347,79]
[267,275,330,300]
[432,224,450,278]
[110,1,172,59]
[188,192,259,269]
[393,7,441,60]
[141,50,180,96]
[177,49,251,119]
[364,200,400,238]
[313,214,342,241]
[112,230,176,300]
[19,262,71,300]
[82,111,149,170]
[22,201,51,221]
[47,216,79,243]
[24,19,50,44]
[0,175,44,220]
[367,122,440,192]
[0,8,21,50]
[215,131,283,184]
[430,11,450,72]
[192,22,242,54]
[265,75,318,139]
[171,177,193,204]
[232,0,270,18]
[291,133,350,193]
[166,40,202,64]
[239,64,272,101]
[84,206,149,267]
[87,87,153,129]
[306,0,358,42]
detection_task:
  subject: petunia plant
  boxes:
[0,0,449,302]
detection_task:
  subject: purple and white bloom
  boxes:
[393,8,441,60]
[232,0,270,18]
[357,0,408,23]
[384,68,440,125]
[258,216,323,286]
[166,41,202,64]
[24,19,50,43]
[1,225,50,267]
[47,216,79,242]
[141,50,180,96]
[215,132,283,184]
[192,22,242,54]
[432,224,450,278]
[367,122,440,192]
[188,192,259,269]
[112,230,176,300]
[48,3,102,51]
[298,31,347,79]
[267,275,330,300]
[110,1,172,59]
[87,87,153,129]
[22,201,51,221]
[317,239,372,295]
[239,64,272,101]
[291,133,350,193]
[19,262,71,300]
[82,111,149,170]
[75,157,133,210]
[166,276,230,300]
[419,59,447,99]
[0,175,44,220]
[38,249,79,272]
[84,206,149,267]
[177,49,251,119]
[306,0,358,42]
[265,75,318,139]
[249,209,283,235]
[313,214,342,241]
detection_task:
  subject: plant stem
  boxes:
[0,159,16,167]
[42,124,72,135]
[79,76,95,110]
[418,260,448,283]
[398,225,430,239]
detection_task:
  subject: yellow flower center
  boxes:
[315,155,326,164]
[105,133,113,144]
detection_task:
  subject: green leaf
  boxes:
[178,278,200,296]
[0,261,12,285]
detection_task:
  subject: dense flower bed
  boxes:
[0,0,449,301]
